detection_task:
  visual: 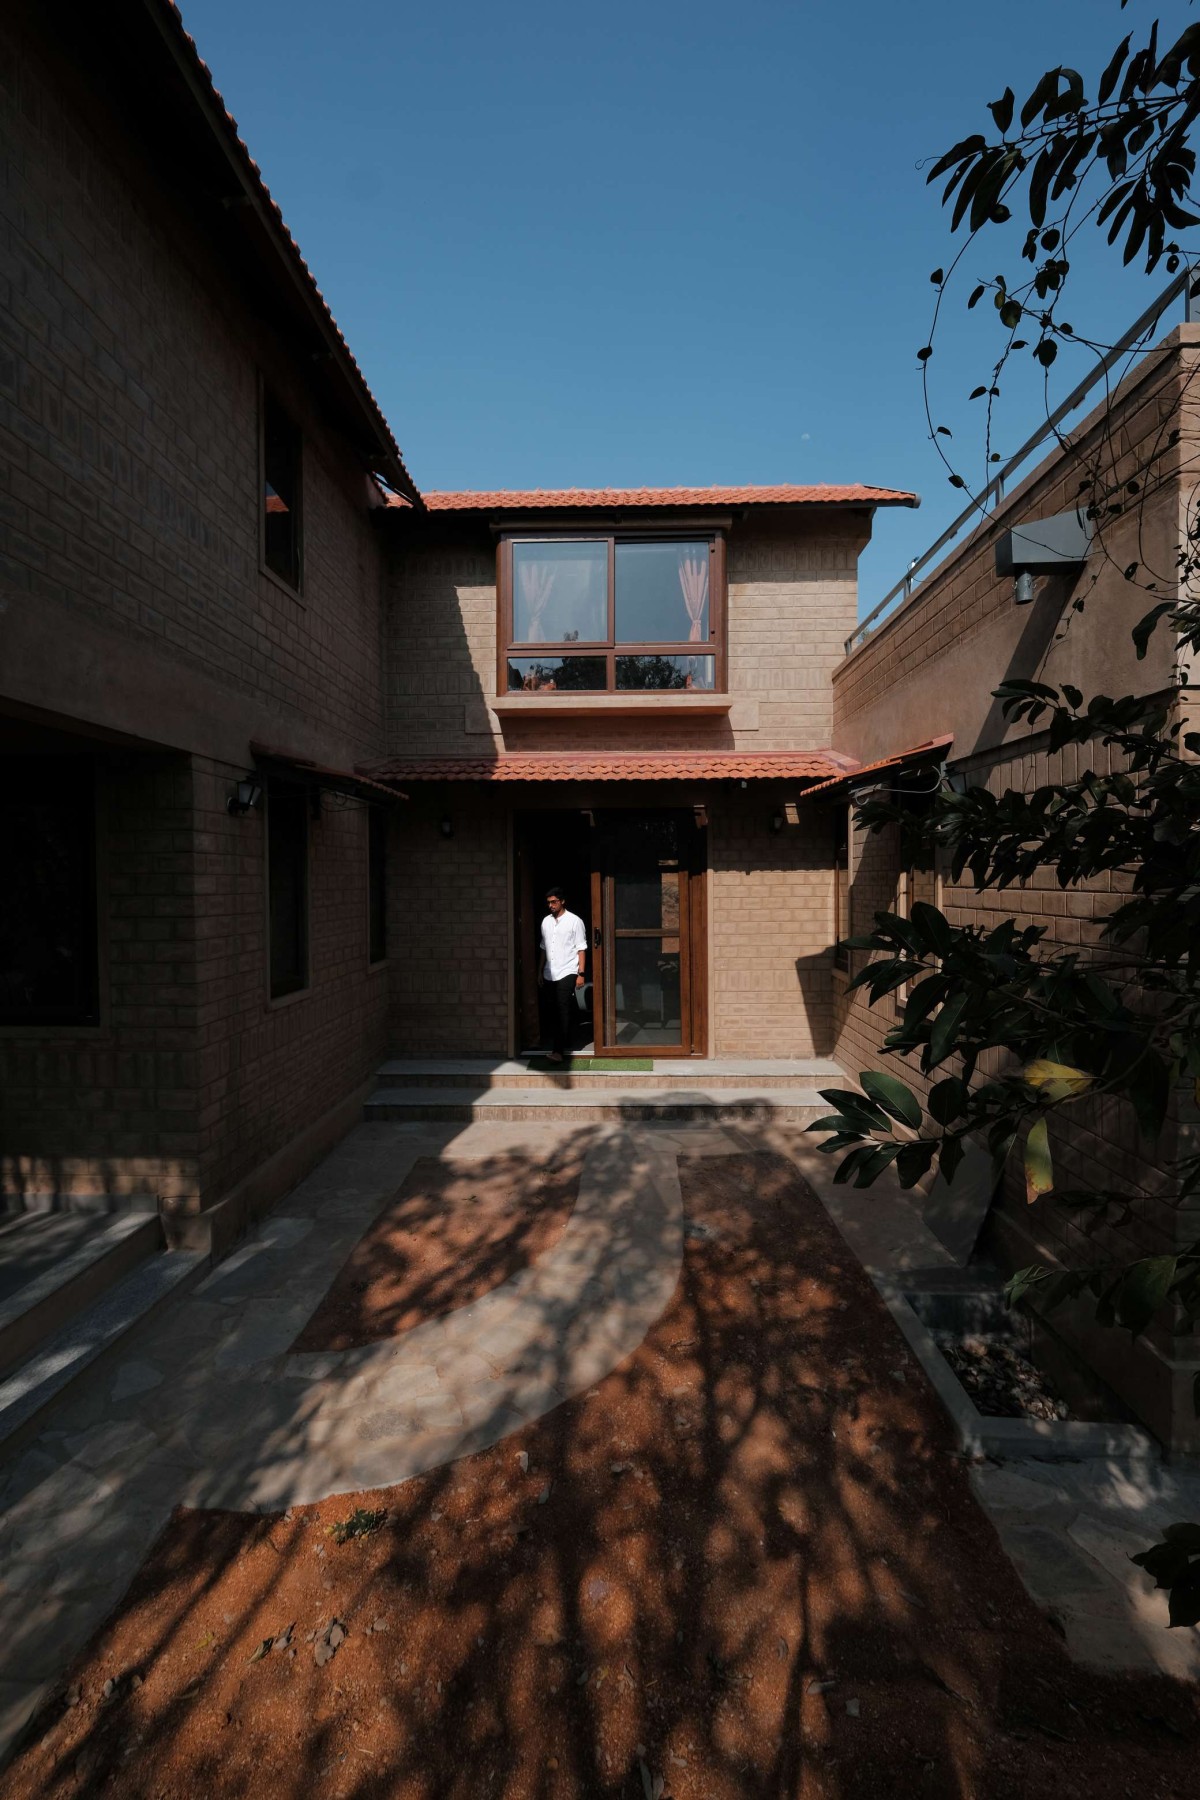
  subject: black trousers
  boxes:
[544,972,577,1057]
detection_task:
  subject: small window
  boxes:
[833,805,850,972]
[0,757,99,1026]
[262,387,302,590]
[268,780,308,998]
[500,535,725,693]
[368,806,388,965]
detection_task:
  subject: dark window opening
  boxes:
[833,805,850,972]
[368,806,388,965]
[268,780,308,998]
[0,757,100,1026]
[262,388,302,590]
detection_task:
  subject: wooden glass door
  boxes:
[591,810,706,1057]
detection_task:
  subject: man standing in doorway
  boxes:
[539,886,587,1064]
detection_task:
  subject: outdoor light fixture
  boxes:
[995,508,1093,606]
[439,816,454,838]
[226,776,263,816]
[770,810,785,834]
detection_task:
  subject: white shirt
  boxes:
[540,909,587,982]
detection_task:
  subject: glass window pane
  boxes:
[615,870,679,931]
[615,541,709,644]
[507,656,607,692]
[512,541,607,644]
[615,654,714,691]
[612,938,682,1046]
[263,389,301,590]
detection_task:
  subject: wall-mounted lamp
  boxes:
[995,508,1093,606]
[439,816,454,838]
[227,776,263,816]
[770,810,785,834]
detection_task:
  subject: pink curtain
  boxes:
[518,561,556,642]
[678,556,708,642]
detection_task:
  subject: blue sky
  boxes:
[183,0,1191,614]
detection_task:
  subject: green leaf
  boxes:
[928,991,969,1068]
[860,1071,923,1130]
[1024,1117,1054,1204]
[910,901,953,959]
[896,1139,938,1189]
[1115,1255,1177,1337]
[988,88,1015,134]
[928,1076,965,1125]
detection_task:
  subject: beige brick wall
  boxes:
[384,514,866,759]
[709,794,836,1056]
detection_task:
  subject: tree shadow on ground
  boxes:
[3,1146,1198,1799]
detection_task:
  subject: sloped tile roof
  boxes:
[155,1,419,503]
[801,734,955,796]
[386,484,918,513]
[359,752,857,784]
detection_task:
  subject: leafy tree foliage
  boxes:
[816,2,1200,1623]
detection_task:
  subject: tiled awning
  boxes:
[250,743,407,802]
[800,734,954,798]
[358,752,857,784]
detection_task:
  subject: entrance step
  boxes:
[0,1210,165,1381]
[375,1057,843,1092]
[365,1084,828,1124]
[0,1242,207,1462]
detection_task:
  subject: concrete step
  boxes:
[0,1246,208,1463]
[0,1211,165,1381]
[365,1084,829,1123]
[375,1057,844,1092]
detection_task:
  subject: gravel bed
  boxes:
[932,1329,1072,1421]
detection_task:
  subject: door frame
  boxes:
[590,807,707,1058]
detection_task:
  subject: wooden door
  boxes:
[592,810,705,1057]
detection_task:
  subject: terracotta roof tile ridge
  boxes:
[386,483,919,511]
[156,1,420,505]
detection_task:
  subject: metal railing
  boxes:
[845,266,1198,655]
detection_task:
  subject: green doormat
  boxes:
[527,1055,654,1072]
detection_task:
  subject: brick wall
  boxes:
[387,790,511,1057]
[830,327,1200,1447]
[0,751,201,1204]
[383,514,866,759]
[709,794,836,1056]
[1,7,394,1230]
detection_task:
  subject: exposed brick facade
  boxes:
[831,330,1200,1448]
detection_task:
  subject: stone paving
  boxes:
[0,1117,689,1757]
[1,1113,1198,1763]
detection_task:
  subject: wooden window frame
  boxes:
[496,532,727,697]
[259,377,304,598]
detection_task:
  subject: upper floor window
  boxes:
[499,535,725,694]
[261,386,302,591]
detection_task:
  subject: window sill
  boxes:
[493,691,733,719]
[266,984,311,1011]
[259,560,305,606]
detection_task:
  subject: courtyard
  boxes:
[1,1114,1198,1798]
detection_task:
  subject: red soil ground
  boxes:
[292,1153,582,1351]
[4,1152,1196,1800]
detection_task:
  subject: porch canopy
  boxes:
[357,751,857,785]
[797,733,954,801]
[251,742,408,803]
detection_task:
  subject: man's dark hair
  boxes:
[545,885,566,902]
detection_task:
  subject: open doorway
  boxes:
[514,810,594,1055]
